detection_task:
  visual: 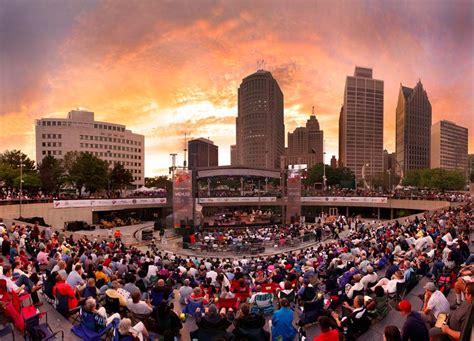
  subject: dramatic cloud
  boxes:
[0,0,472,175]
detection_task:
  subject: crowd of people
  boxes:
[0,198,472,341]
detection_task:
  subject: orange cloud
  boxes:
[1,1,472,175]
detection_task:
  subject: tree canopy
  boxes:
[38,155,65,194]
[304,163,355,189]
[402,168,466,191]
[145,176,172,192]
[109,163,134,193]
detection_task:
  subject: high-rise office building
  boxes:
[236,69,284,169]
[339,67,384,181]
[431,120,468,177]
[35,109,145,186]
[285,114,323,168]
[188,138,218,170]
[230,145,237,166]
[383,149,396,173]
[395,81,432,174]
[330,155,337,169]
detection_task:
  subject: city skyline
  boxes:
[1,1,473,176]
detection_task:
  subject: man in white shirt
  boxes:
[422,282,450,325]
[206,267,218,283]
[346,274,364,300]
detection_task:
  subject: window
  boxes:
[42,151,46,155]
[42,134,46,139]
[42,142,46,147]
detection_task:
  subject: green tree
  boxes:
[0,150,35,171]
[470,172,474,183]
[0,162,17,188]
[305,163,355,188]
[14,172,41,192]
[66,152,109,196]
[145,176,172,192]
[402,168,465,191]
[38,155,65,194]
[109,163,134,194]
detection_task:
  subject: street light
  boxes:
[323,152,327,191]
[362,163,370,190]
[19,161,24,218]
[387,169,392,193]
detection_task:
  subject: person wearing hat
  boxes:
[105,280,127,307]
[421,282,450,326]
[397,299,429,341]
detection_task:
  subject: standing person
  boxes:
[271,298,297,341]
[397,300,429,341]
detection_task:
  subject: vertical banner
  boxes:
[173,169,193,228]
[286,169,302,223]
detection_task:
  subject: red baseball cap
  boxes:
[397,300,411,313]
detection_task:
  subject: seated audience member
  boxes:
[82,278,99,299]
[421,282,450,326]
[127,290,153,316]
[312,316,339,341]
[429,282,473,341]
[233,303,269,341]
[397,299,429,341]
[81,297,120,333]
[272,298,297,341]
[249,285,274,314]
[191,304,234,340]
[372,270,405,295]
[155,301,183,338]
[179,279,194,304]
[361,265,378,290]
[105,280,128,307]
[117,318,150,341]
[53,274,78,309]
[330,295,370,341]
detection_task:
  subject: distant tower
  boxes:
[395,80,432,174]
[339,67,384,180]
[330,155,337,169]
[236,69,284,169]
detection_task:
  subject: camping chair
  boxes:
[71,313,118,341]
[104,295,123,315]
[216,297,239,311]
[278,290,296,308]
[298,295,325,327]
[250,292,274,315]
[24,311,64,341]
[4,289,37,333]
[55,291,81,324]
[388,281,407,302]
[0,323,14,341]
[183,298,204,317]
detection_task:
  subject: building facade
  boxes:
[285,114,323,168]
[469,154,474,180]
[236,69,285,169]
[431,120,468,177]
[339,67,384,181]
[230,145,237,166]
[35,109,145,186]
[188,138,218,170]
[330,155,337,169]
[395,81,432,174]
[383,149,396,173]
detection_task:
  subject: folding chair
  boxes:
[0,323,14,341]
[55,291,81,324]
[24,311,64,341]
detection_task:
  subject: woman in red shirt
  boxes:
[52,274,78,310]
[312,316,339,341]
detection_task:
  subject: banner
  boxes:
[53,198,166,208]
[302,196,388,204]
[198,197,277,204]
[286,169,302,223]
[173,169,193,228]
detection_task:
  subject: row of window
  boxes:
[42,150,62,156]
[93,124,125,132]
[42,134,62,139]
[79,143,141,154]
[42,142,62,147]
[79,135,141,146]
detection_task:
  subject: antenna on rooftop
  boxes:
[312,106,315,116]
[183,133,187,169]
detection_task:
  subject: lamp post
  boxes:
[387,169,392,193]
[19,161,24,218]
[362,163,370,190]
[207,178,211,197]
[240,177,244,196]
[323,152,327,191]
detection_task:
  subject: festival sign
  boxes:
[172,169,193,228]
[301,197,388,204]
[286,169,302,223]
[53,197,166,208]
[198,197,277,203]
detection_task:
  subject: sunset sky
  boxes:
[1,0,473,176]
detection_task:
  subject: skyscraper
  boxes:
[285,113,323,168]
[339,67,384,181]
[330,155,337,169]
[236,69,284,169]
[395,81,432,174]
[431,120,468,177]
[35,109,145,186]
[188,138,218,170]
[230,145,237,166]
